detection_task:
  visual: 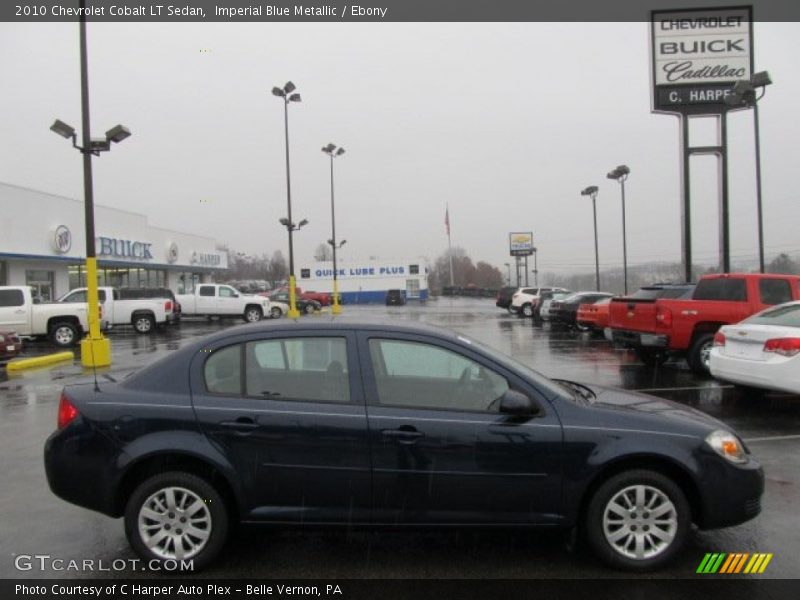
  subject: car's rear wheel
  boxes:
[124,472,229,571]
[635,348,669,367]
[585,469,690,571]
[132,313,155,334]
[687,333,715,375]
[50,321,79,347]
[243,306,263,323]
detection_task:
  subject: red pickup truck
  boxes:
[609,274,800,373]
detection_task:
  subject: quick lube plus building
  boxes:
[0,182,228,301]
[298,259,429,303]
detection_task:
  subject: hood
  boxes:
[584,383,731,435]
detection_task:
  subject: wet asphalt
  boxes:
[1,297,798,579]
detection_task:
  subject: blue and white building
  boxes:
[298,259,429,304]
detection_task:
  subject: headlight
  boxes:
[706,430,748,464]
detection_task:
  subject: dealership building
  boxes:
[298,259,429,304]
[0,182,228,301]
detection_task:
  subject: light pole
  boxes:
[50,3,131,368]
[607,165,630,294]
[503,262,511,286]
[532,247,538,287]
[581,186,600,291]
[272,81,302,318]
[322,143,346,314]
[725,71,772,273]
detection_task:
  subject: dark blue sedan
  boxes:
[44,319,763,571]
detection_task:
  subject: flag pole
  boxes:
[446,204,454,286]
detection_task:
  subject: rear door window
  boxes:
[692,278,747,301]
[245,337,350,403]
[198,285,216,297]
[758,279,793,306]
[0,289,24,307]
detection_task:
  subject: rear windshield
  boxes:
[744,303,800,328]
[629,286,694,300]
[693,278,747,302]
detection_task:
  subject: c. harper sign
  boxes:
[651,6,753,115]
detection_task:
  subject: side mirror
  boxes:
[499,390,541,416]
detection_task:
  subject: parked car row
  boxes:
[497,274,800,394]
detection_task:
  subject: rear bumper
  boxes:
[612,328,669,348]
[44,424,121,517]
[710,351,800,394]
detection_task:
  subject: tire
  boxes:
[687,333,715,375]
[585,469,690,571]
[243,306,263,323]
[132,313,155,334]
[507,306,517,315]
[269,306,283,319]
[635,348,669,367]
[575,323,591,332]
[304,303,315,314]
[521,303,534,318]
[50,321,79,347]
[124,471,229,571]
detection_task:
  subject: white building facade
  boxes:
[0,182,228,301]
[298,259,429,304]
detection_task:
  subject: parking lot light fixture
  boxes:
[105,124,131,144]
[273,80,302,318]
[50,119,76,139]
[581,186,601,292]
[607,165,630,294]
[322,142,346,315]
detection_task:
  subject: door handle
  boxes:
[220,417,258,431]
[381,428,424,444]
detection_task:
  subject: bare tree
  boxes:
[314,243,333,262]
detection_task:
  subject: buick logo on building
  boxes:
[167,242,179,263]
[52,225,72,254]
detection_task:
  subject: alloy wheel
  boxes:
[137,486,212,561]
[602,484,677,561]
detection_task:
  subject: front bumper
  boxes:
[612,328,669,348]
[696,452,764,529]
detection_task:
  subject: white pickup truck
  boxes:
[177,284,287,322]
[0,285,98,347]
[58,287,171,334]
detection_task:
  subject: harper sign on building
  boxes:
[509,232,534,257]
[651,6,753,114]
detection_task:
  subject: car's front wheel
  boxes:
[270,306,283,319]
[124,472,229,571]
[585,469,690,571]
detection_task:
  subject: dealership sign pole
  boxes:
[509,232,534,288]
[651,6,753,281]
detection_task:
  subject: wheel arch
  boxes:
[114,451,241,522]
[576,454,703,527]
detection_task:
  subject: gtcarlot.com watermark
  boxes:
[14,554,194,573]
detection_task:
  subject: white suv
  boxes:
[510,287,568,317]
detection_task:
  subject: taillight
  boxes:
[57,392,79,429]
[165,300,173,311]
[763,337,800,357]
[713,332,726,347]
[655,306,673,328]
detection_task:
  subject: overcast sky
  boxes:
[1,21,799,275]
